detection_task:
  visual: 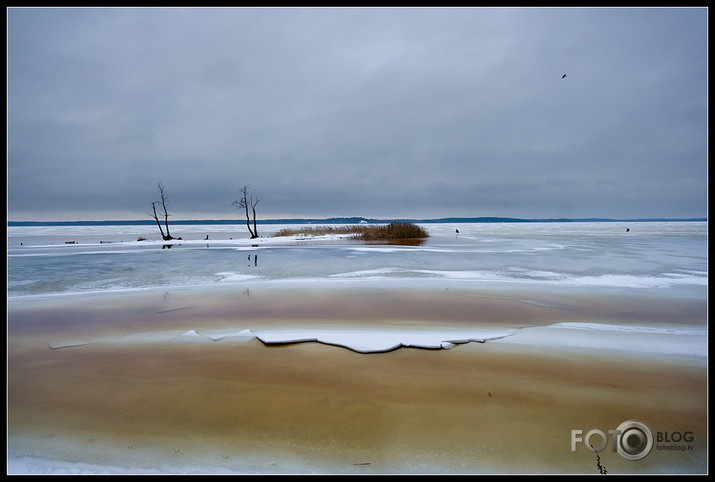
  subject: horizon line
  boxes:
[7,216,708,226]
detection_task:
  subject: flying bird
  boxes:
[562,73,567,79]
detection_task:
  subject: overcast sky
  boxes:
[7,7,708,221]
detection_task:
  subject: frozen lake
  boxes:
[7,221,707,300]
[7,221,709,474]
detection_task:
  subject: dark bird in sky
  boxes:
[562,73,567,79]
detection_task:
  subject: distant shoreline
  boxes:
[7,217,707,227]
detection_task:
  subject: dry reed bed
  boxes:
[273,222,429,240]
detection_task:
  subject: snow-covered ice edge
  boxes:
[47,322,707,357]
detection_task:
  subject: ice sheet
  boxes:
[493,322,707,358]
[45,322,706,357]
[253,328,518,353]
[7,221,708,299]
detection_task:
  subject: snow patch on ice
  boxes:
[214,272,262,283]
[47,322,706,357]
[48,327,517,353]
[253,329,518,353]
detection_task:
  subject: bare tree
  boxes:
[150,182,174,241]
[232,184,260,239]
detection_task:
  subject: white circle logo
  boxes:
[616,420,653,461]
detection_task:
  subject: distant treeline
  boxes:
[7,217,707,227]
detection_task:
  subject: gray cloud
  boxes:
[7,7,708,220]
